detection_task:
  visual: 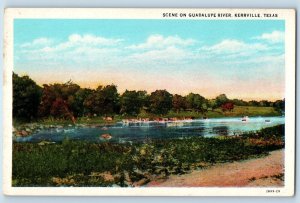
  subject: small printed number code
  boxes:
[266,189,280,193]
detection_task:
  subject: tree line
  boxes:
[13,73,285,122]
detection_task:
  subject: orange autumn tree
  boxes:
[38,81,80,123]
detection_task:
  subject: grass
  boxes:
[12,124,284,187]
[206,106,281,118]
[140,106,281,119]
[35,115,124,125]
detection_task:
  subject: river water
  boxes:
[15,116,284,143]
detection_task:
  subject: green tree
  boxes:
[215,94,229,107]
[202,103,208,112]
[207,99,217,111]
[120,90,147,116]
[248,100,260,106]
[232,99,248,106]
[186,93,206,112]
[83,84,120,116]
[72,88,93,117]
[149,90,173,115]
[258,100,272,107]
[273,99,285,114]
[172,94,186,113]
[13,73,42,121]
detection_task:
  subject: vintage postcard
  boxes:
[3,8,295,196]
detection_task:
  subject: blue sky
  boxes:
[14,19,285,100]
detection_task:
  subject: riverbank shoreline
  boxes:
[13,115,284,138]
[147,149,284,187]
[13,105,282,137]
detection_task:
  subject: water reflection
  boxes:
[212,126,229,136]
[14,116,285,143]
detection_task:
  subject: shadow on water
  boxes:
[212,126,229,136]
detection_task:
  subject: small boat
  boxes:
[265,119,271,123]
[241,116,249,122]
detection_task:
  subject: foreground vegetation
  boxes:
[12,124,284,187]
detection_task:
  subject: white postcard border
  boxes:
[3,8,296,196]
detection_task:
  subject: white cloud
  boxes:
[254,31,284,43]
[17,34,124,65]
[68,34,123,46]
[128,46,190,62]
[129,34,196,49]
[201,39,268,55]
[16,34,284,76]
[45,34,122,53]
[20,34,123,54]
[20,37,53,48]
[18,34,200,68]
[246,53,284,64]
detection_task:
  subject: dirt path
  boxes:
[148,149,284,187]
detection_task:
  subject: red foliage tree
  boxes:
[221,102,234,112]
[50,98,76,123]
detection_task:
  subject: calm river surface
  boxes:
[15,116,284,143]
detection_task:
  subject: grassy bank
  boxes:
[208,106,281,117]
[12,124,284,187]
